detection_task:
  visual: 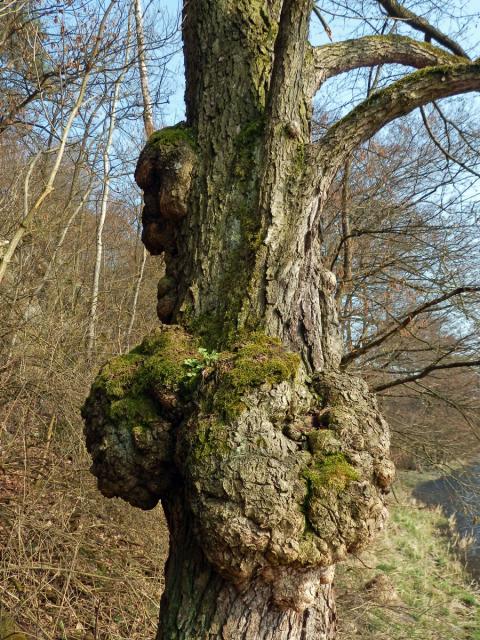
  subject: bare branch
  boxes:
[311,34,461,92]
[134,0,155,138]
[341,286,480,367]
[376,0,470,59]
[312,5,332,41]
[419,106,480,178]
[314,61,480,173]
[373,359,480,392]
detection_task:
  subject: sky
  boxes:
[158,0,184,124]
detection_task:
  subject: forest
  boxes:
[0,1,479,639]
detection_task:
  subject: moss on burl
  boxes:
[82,326,203,508]
[206,331,300,422]
[146,122,196,151]
[91,326,199,408]
[304,453,359,494]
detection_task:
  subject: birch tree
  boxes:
[0,0,117,287]
[87,37,131,359]
[124,0,156,351]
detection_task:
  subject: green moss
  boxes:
[210,332,300,422]
[236,2,278,107]
[304,453,359,493]
[307,429,341,455]
[293,143,306,174]
[130,326,200,392]
[188,416,230,465]
[87,327,201,445]
[146,122,196,151]
[297,531,329,565]
[235,117,265,150]
[184,332,300,474]
[227,332,299,387]
[93,352,143,399]
[327,62,480,146]
[109,396,158,423]
[188,313,230,351]
[92,327,199,402]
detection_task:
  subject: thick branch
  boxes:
[311,34,461,92]
[376,0,469,59]
[315,61,480,173]
[266,0,313,128]
[341,286,480,367]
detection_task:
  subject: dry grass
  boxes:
[0,387,168,640]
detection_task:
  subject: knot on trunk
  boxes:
[134,124,197,322]
[82,329,393,611]
[82,326,200,509]
[301,372,395,563]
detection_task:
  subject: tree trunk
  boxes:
[84,2,400,638]
[158,494,336,640]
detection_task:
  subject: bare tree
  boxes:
[0,1,118,287]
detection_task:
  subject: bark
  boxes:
[83,1,480,638]
[158,493,336,640]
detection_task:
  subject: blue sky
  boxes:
[158,0,184,124]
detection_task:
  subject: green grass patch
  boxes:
[336,471,480,639]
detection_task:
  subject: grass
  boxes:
[336,471,480,639]
[0,438,168,640]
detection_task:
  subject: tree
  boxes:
[82,1,480,638]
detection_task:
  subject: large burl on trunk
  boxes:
[83,328,393,638]
[82,0,480,636]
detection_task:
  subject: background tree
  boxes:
[82,1,480,639]
[0,3,178,636]
[319,114,480,466]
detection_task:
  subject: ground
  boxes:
[1,439,479,640]
[336,471,480,640]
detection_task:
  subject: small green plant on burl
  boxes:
[183,347,219,381]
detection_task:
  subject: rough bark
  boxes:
[82,1,480,638]
[159,493,336,640]
[83,327,393,639]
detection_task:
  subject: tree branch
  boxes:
[311,34,461,92]
[419,106,480,178]
[341,286,480,367]
[373,359,480,393]
[314,61,480,173]
[312,5,332,41]
[376,0,469,59]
